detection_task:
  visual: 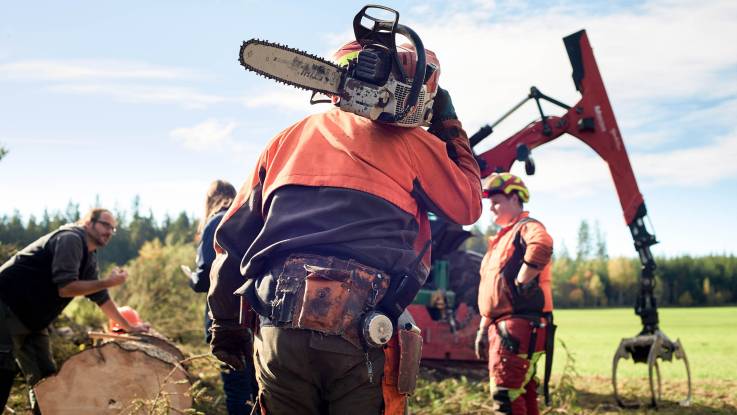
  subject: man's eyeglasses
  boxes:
[95,220,117,234]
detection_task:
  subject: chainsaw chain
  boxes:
[238,39,344,96]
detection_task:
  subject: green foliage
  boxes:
[0,241,19,263]
[62,297,108,329]
[0,144,7,161]
[113,240,203,344]
[576,220,592,261]
[550,339,580,411]
[413,373,494,414]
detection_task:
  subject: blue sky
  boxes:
[1,0,736,258]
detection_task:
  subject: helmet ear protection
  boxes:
[483,173,530,203]
[326,5,439,128]
[332,41,441,128]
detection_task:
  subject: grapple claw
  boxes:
[611,330,692,408]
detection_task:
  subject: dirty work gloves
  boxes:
[210,321,250,371]
[474,326,489,360]
[428,87,459,142]
[431,87,457,123]
[427,86,465,164]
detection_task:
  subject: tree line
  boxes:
[465,220,736,308]
[0,198,198,268]
[2,203,735,308]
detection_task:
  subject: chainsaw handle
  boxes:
[392,23,426,121]
[353,5,399,49]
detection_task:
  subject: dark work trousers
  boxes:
[0,300,56,414]
[254,326,385,415]
[220,360,256,415]
[487,317,547,415]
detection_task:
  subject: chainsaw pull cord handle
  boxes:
[391,23,426,122]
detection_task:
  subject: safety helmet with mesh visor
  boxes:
[483,173,530,203]
[331,41,441,110]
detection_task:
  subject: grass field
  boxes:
[413,306,737,414]
[4,307,736,414]
[552,306,737,380]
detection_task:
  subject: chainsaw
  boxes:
[239,5,435,128]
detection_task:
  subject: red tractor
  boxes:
[409,29,692,408]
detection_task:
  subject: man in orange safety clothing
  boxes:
[475,173,555,415]
[208,39,482,414]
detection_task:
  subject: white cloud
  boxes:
[634,133,737,186]
[0,59,230,109]
[511,146,613,198]
[503,130,737,200]
[0,59,197,81]
[170,119,238,151]
[410,0,737,134]
[399,0,737,194]
[49,83,228,109]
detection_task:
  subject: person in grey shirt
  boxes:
[0,208,148,413]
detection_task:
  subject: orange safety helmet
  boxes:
[331,40,441,107]
[483,172,530,203]
[108,305,142,333]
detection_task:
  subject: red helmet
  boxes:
[332,41,440,97]
[332,41,441,126]
[108,306,142,333]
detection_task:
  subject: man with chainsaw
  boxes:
[475,173,555,415]
[0,208,149,413]
[207,10,482,413]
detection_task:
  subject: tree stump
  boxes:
[34,338,191,414]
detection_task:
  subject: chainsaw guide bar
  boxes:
[239,39,345,96]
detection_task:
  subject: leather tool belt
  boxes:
[270,253,390,348]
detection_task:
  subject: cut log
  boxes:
[34,340,191,414]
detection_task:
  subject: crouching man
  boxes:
[0,208,148,412]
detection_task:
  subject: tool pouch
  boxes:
[273,254,389,348]
[295,265,353,334]
[397,328,422,394]
[271,266,303,324]
[496,320,521,354]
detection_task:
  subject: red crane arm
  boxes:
[473,30,660,333]
[477,30,644,226]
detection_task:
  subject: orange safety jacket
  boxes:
[478,212,554,320]
[208,108,482,323]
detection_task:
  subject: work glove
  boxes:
[428,87,459,142]
[210,321,250,371]
[474,326,489,360]
[431,87,457,122]
[515,276,541,298]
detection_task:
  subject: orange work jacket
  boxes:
[478,212,554,320]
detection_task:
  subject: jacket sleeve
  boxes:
[51,233,86,286]
[207,163,267,323]
[410,118,483,225]
[521,221,554,269]
[191,215,220,293]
